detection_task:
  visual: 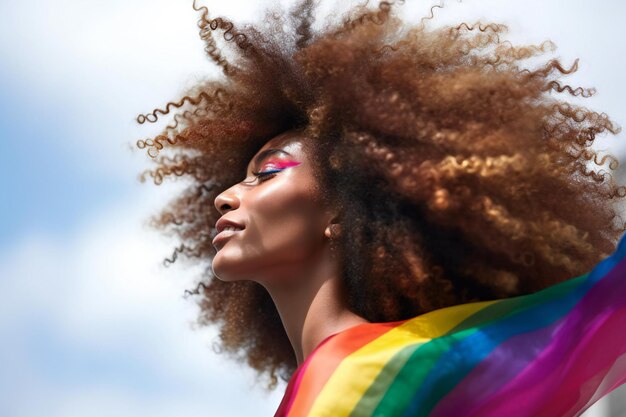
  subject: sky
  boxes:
[0,0,625,416]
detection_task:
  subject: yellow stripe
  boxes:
[307,299,500,417]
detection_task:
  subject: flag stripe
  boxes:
[274,233,626,417]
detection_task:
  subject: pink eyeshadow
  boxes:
[264,159,302,169]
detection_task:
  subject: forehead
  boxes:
[255,129,307,156]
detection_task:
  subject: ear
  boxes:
[324,215,342,239]
[321,196,342,238]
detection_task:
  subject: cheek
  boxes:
[211,172,326,281]
[248,181,323,256]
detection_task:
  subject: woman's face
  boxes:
[212,129,335,286]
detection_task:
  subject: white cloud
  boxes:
[0,186,285,417]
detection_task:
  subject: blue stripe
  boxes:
[400,232,626,417]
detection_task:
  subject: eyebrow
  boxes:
[248,148,293,171]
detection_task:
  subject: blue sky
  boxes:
[1,1,625,416]
[0,72,127,245]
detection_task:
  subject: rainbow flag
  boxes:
[274,233,626,417]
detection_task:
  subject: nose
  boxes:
[214,184,241,215]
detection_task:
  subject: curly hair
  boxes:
[135,0,626,390]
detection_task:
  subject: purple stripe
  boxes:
[431,255,626,417]
[478,307,626,417]
[429,316,560,417]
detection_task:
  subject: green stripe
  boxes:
[349,272,589,417]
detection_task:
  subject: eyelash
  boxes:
[251,168,281,182]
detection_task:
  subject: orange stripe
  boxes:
[287,320,406,417]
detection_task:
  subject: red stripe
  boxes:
[285,320,406,417]
[274,332,337,417]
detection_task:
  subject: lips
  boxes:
[212,228,243,248]
[213,217,245,248]
[215,217,245,234]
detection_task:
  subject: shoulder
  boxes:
[275,319,423,417]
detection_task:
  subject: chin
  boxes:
[211,257,234,281]
[211,251,247,282]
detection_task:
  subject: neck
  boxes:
[260,246,370,366]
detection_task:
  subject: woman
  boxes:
[136,0,626,415]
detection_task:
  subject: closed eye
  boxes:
[252,169,281,182]
[242,159,301,184]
